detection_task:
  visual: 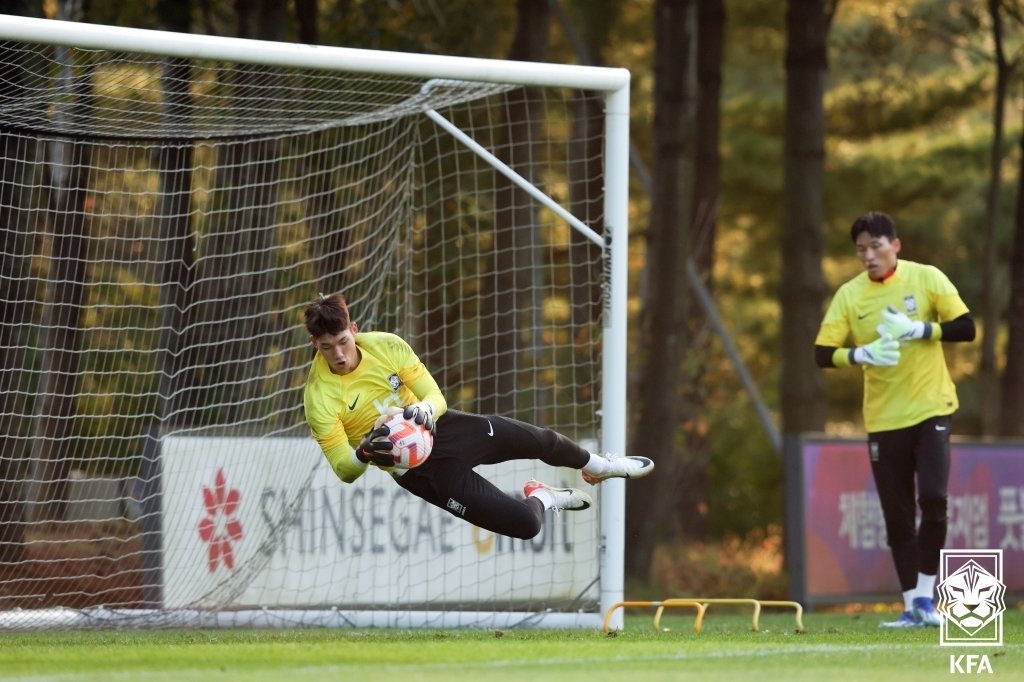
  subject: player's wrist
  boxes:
[833,347,854,368]
[900,320,930,340]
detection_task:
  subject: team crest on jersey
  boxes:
[388,373,401,391]
[904,295,918,314]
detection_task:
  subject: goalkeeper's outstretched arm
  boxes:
[313,428,369,484]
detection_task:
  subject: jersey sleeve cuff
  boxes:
[832,347,854,368]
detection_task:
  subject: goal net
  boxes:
[0,16,630,630]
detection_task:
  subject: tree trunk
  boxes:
[478,0,549,419]
[1000,110,1024,438]
[626,0,696,580]
[979,0,1009,437]
[294,0,318,44]
[184,0,282,429]
[0,10,43,556]
[155,0,196,429]
[565,1,613,421]
[31,67,95,522]
[0,130,34,559]
[780,0,829,436]
[672,0,726,542]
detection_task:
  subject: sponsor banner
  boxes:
[801,439,1024,602]
[161,437,599,609]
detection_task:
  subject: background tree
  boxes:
[1002,101,1024,437]
[154,0,196,428]
[779,0,833,441]
[979,0,1014,436]
[673,0,727,542]
[561,0,613,356]
[0,0,43,559]
[180,0,285,428]
[627,0,697,579]
[28,0,96,521]
[477,0,550,417]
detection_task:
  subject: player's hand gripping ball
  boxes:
[381,412,434,469]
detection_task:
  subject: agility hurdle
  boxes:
[602,598,804,634]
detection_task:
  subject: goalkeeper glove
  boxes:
[877,304,931,341]
[403,402,435,432]
[355,426,393,466]
[852,334,901,367]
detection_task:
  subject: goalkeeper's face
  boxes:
[312,327,360,375]
[854,231,900,280]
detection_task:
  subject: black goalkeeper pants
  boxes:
[393,410,591,539]
[868,414,952,592]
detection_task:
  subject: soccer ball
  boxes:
[382,412,433,469]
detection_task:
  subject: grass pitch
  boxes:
[0,610,1020,681]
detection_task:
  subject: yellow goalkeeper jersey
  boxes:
[303,331,447,483]
[815,259,969,433]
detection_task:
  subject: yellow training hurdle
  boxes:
[602,598,804,634]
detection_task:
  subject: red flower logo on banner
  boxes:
[197,468,243,572]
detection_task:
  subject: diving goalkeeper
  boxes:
[814,212,975,628]
[302,292,653,540]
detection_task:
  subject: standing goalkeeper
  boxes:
[814,212,975,628]
[302,292,653,541]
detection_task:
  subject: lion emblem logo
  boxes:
[936,559,1006,636]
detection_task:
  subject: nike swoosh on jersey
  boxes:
[348,395,359,411]
[486,420,494,436]
[935,425,947,431]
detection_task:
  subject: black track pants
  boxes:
[393,410,591,539]
[868,414,952,591]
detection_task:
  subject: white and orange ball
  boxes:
[382,412,433,469]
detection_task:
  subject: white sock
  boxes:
[527,489,555,510]
[902,589,915,613]
[582,452,608,476]
[916,573,936,600]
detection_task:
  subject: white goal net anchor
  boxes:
[0,14,630,630]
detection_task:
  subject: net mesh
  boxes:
[0,37,608,628]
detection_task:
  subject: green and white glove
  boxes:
[877,304,931,341]
[852,334,901,367]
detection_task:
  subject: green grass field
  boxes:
[0,610,1020,681]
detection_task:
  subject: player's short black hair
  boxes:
[304,292,351,337]
[850,211,897,243]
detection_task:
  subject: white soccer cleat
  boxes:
[523,479,593,511]
[582,453,655,485]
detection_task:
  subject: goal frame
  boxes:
[0,14,631,631]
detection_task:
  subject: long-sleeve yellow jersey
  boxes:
[815,260,969,432]
[303,331,447,483]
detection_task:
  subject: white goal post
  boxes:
[0,15,630,630]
